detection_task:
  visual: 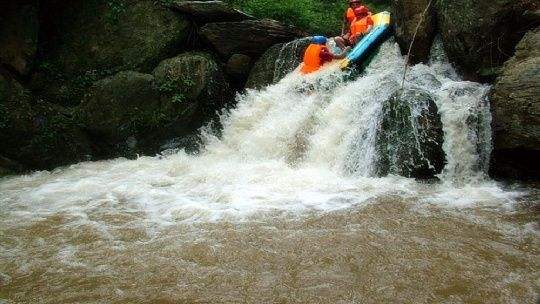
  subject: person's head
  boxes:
[311,36,327,45]
[353,6,369,17]
[348,0,362,9]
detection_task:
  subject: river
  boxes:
[0,42,538,303]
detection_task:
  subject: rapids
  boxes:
[0,42,538,303]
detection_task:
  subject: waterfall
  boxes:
[0,40,507,224]
[204,40,492,184]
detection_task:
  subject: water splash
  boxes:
[1,41,506,225]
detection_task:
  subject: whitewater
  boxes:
[0,41,538,303]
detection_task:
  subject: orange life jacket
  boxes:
[346,8,355,24]
[350,15,373,37]
[301,44,325,74]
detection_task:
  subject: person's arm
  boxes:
[320,48,333,63]
[341,14,348,36]
[331,46,351,59]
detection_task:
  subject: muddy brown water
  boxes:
[1,196,538,304]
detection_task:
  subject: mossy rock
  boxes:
[0,73,93,170]
[76,71,165,157]
[375,88,445,178]
[490,28,540,179]
[32,0,192,106]
[392,0,436,64]
[153,52,233,126]
[245,38,309,89]
[77,63,232,158]
[436,0,539,81]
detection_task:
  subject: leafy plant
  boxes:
[172,93,185,104]
[106,0,127,24]
[158,67,196,104]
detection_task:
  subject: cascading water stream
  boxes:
[0,40,537,303]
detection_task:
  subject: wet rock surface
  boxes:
[435,0,539,81]
[490,28,540,179]
[226,53,253,83]
[246,38,309,89]
[200,19,305,58]
[392,0,436,64]
[375,88,445,178]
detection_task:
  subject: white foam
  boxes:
[0,42,523,227]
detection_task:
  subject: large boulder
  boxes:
[0,0,39,75]
[77,53,232,157]
[375,88,445,178]
[0,72,93,170]
[392,0,436,64]
[152,52,233,129]
[32,0,192,106]
[436,0,539,81]
[164,0,253,22]
[490,28,540,179]
[200,19,305,58]
[76,71,165,157]
[226,53,253,83]
[245,38,310,89]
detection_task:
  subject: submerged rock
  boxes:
[0,0,39,75]
[200,19,305,58]
[393,0,436,64]
[0,72,92,170]
[490,28,540,179]
[375,88,445,178]
[32,0,192,106]
[245,38,310,89]
[436,0,539,81]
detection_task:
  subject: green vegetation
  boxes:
[36,60,117,107]
[122,109,170,135]
[224,0,391,35]
[157,68,196,104]
[0,103,7,129]
[106,0,127,24]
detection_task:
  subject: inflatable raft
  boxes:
[340,11,391,70]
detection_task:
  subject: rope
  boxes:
[400,0,434,91]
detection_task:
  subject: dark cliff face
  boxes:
[489,28,540,180]
[392,0,539,82]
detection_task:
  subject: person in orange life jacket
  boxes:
[335,5,373,49]
[300,36,350,74]
[348,6,374,44]
[341,0,363,36]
